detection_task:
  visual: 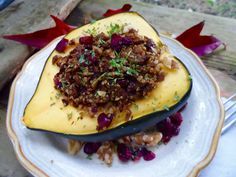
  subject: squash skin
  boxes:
[23,12,192,142]
[30,59,192,142]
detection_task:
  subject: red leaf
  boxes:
[2,15,75,49]
[103,4,132,17]
[176,21,223,57]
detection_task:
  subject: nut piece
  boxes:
[97,141,115,166]
[132,131,163,147]
[67,140,83,155]
[117,136,132,145]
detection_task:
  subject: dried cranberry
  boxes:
[117,143,132,162]
[156,112,183,144]
[53,76,62,88]
[56,38,69,53]
[141,148,156,161]
[97,113,114,130]
[110,34,123,51]
[91,106,98,113]
[127,82,136,93]
[88,55,97,64]
[84,44,92,50]
[84,142,101,154]
[170,112,183,126]
[79,36,93,45]
[172,127,180,136]
[117,79,129,88]
[122,37,133,46]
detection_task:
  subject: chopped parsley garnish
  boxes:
[90,19,96,24]
[50,102,56,106]
[174,91,180,101]
[86,154,92,160]
[78,54,85,63]
[109,58,126,68]
[68,64,74,68]
[114,70,122,76]
[91,50,96,57]
[61,80,69,88]
[163,105,170,111]
[55,92,61,99]
[107,23,124,36]
[85,27,97,36]
[98,38,106,45]
[188,75,192,81]
[77,116,82,121]
[67,112,73,120]
[133,103,139,110]
[126,67,138,75]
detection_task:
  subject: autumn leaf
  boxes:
[103,4,132,17]
[176,21,224,57]
[2,15,75,49]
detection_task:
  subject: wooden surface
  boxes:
[0,0,81,90]
[0,0,236,176]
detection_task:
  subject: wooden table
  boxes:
[0,0,236,176]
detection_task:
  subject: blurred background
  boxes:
[135,0,236,18]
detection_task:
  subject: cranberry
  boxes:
[83,142,101,154]
[122,37,133,46]
[117,143,132,162]
[117,79,129,88]
[110,34,123,51]
[88,55,97,64]
[91,106,98,113]
[170,112,183,126]
[84,44,92,50]
[156,112,184,144]
[53,76,62,88]
[141,148,156,161]
[127,82,136,93]
[97,113,114,130]
[79,36,93,45]
[56,38,69,53]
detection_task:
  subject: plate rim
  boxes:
[6,35,225,177]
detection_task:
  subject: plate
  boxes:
[6,35,224,177]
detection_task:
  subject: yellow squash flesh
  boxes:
[23,12,191,136]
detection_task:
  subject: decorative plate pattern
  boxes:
[6,35,224,177]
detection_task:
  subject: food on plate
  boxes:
[22,12,192,164]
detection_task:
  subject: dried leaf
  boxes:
[2,15,75,49]
[176,21,224,57]
[103,4,132,17]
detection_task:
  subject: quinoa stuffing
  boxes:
[52,24,178,130]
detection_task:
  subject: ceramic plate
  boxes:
[6,35,224,177]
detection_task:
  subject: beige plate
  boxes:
[6,35,224,177]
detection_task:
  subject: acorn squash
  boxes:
[22,12,192,142]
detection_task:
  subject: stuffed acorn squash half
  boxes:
[22,12,192,142]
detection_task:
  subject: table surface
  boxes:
[0,0,236,176]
